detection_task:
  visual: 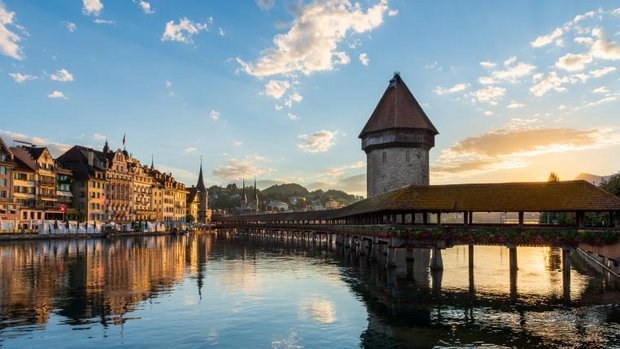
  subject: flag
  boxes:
[122,133,126,146]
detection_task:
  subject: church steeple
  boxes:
[196,156,206,191]
[103,139,110,154]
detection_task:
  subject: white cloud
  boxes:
[530,72,568,97]
[480,61,496,69]
[256,0,275,10]
[82,0,103,16]
[484,111,494,117]
[288,92,303,103]
[209,110,220,121]
[274,104,283,111]
[574,36,593,46]
[585,95,619,107]
[264,80,290,99]
[531,27,563,48]
[359,52,369,66]
[50,68,74,82]
[555,53,592,71]
[165,80,172,88]
[388,9,398,16]
[92,133,107,141]
[0,130,70,157]
[212,154,272,180]
[138,1,154,14]
[218,27,225,36]
[334,51,350,65]
[507,101,526,109]
[298,130,338,153]
[236,0,390,77]
[162,18,209,44]
[471,86,506,104]
[590,30,620,60]
[434,83,469,95]
[233,141,243,147]
[0,3,24,60]
[592,86,609,94]
[288,113,300,121]
[478,60,536,84]
[93,18,114,25]
[66,22,77,32]
[589,66,616,78]
[184,147,198,153]
[48,90,68,100]
[9,72,36,83]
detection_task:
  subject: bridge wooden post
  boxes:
[386,238,397,269]
[468,244,475,296]
[437,212,442,226]
[562,246,571,304]
[431,246,443,270]
[423,212,428,225]
[518,211,524,227]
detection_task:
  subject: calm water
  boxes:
[0,233,619,348]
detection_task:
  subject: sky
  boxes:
[1,0,620,197]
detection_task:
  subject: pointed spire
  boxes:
[151,154,154,169]
[196,156,206,191]
[103,139,109,154]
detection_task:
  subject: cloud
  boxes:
[434,83,469,95]
[506,101,526,109]
[322,160,365,177]
[137,1,154,14]
[9,72,36,83]
[480,61,496,69]
[165,80,172,88]
[592,86,609,94]
[478,59,536,84]
[264,80,290,99]
[287,113,300,121]
[156,164,198,186]
[48,90,68,100]
[209,110,220,121]
[530,72,568,97]
[256,0,275,10]
[484,111,494,117]
[471,86,506,104]
[236,0,391,77]
[433,123,620,177]
[212,154,272,180]
[233,141,243,147]
[590,30,620,60]
[334,51,350,64]
[50,68,74,82]
[93,18,114,25]
[358,52,369,66]
[589,66,616,78]
[298,130,338,153]
[82,0,103,16]
[531,27,563,48]
[307,173,366,197]
[0,3,24,60]
[0,130,70,157]
[92,133,107,141]
[555,53,592,71]
[184,147,198,153]
[65,22,77,32]
[162,18,208,44]
[388,9,398,16]
[218,27,225,36]
[574,36,593,46]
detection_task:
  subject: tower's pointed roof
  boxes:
[359,73,438,138]
[196,159,206,191]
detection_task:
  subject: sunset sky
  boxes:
[2,1,620,196]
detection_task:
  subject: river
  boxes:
[0,232,619,348]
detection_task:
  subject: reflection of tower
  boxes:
[253,177,259,213]
[196,158,208,224]
[360,73,439,198]
[241,179,248,210]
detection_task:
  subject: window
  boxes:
[0,166,5,175]
[0,178,5,187]
[0,154,6,162]
[382,151,387,163]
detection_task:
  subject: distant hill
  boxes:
[575,173,613,186]
[260,183,309,202]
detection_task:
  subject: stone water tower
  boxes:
[359,73,438,198]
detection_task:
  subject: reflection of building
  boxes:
[0,138,18,221]
[360,73,438,197]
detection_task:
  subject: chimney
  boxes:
[87,150,94,166]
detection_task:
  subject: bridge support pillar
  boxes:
[359,239,368,256]
[508,244,518,302]
[562,247,571,304]
[468,244,475,296]
[431,246,443,270]
[386,239,397,269]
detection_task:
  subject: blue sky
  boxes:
[2,0,620,196]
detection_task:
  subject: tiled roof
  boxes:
[10,147,37,171]
[220,180,620,222]
[359,73,438,138]
[0,137,14,159]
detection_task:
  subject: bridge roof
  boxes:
[220,180,620,222]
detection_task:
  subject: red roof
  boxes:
[359,73,438,138]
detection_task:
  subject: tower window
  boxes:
[406,151,410,162]
[382,151,386,163]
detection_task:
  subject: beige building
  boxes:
[0,138,18,221]
[128,158,156,221]
[104,146,132,223]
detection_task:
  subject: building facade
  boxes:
[0,138,17,221]
[359,73,438,198]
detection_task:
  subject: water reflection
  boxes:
[0,233,619,348]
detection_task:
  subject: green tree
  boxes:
[548,172,560,182]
